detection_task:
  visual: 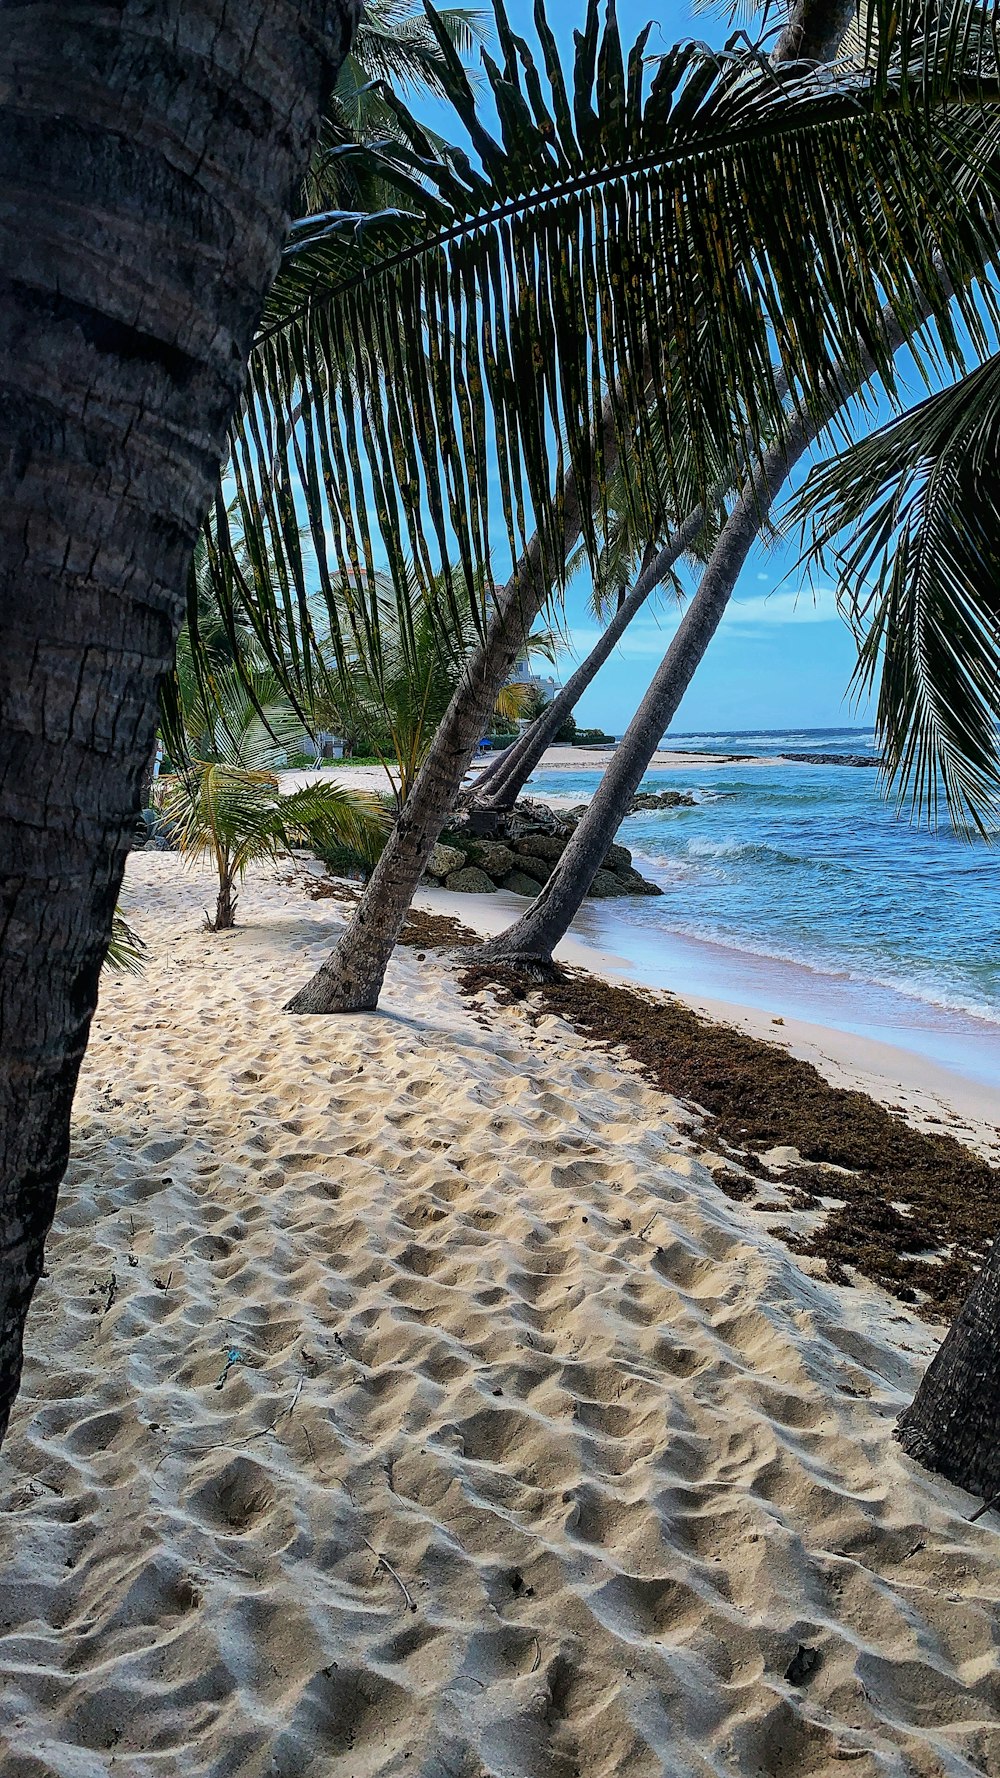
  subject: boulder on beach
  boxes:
[512,851,552,884]
[602,842,632,873]
[587,869,630,898]
[445,867,497,894]
[502,869,542,898]
[466,841,518,878]
[515,834,566,862]
[618,868,663,896]
[426,842,467,879]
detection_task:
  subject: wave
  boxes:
[619,910,1000,1029]
[657,836,806,868]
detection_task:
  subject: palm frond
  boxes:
[221,0,1000,719]
[105,909,147,975]
[797,350,1000,831]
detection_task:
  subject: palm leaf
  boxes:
[105,909,147,976]
[797,350,1000,831]
[219,0,1000,717]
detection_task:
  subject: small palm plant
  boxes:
[313,562,559,804]
[162,664,387,931]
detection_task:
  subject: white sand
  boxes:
[2,854,999,1778]
[278,743,786,799]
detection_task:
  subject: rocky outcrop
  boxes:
[434,798,663,899]
[465,841,518,879]
[426,842,467,878]
[445,867,496,894]
[502,869,545,898]
[628,789,696,813]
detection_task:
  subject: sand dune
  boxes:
[1,853,998,1777]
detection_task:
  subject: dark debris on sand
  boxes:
[396,909,479,950]
[456,960,1000,1320]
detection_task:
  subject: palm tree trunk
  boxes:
[475,358,884,966]
[895,1247,1000,1501]
[0,0,360,1445]
[285,500,584,1011]
[471,526,704,812]
[213,863,239,932]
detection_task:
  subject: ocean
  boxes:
[526,727,1000,1090]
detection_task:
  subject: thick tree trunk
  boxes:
[0,0,360,1445]
[896,1246,1000,1500]
[471,526,704,812]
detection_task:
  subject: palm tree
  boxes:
[223,0,1000,1015]
[0,0,363,1448]
[106,910,147,976]
[309,563,556,802]
[785,344,1000,1500]
[162,664,386,929]
[302,3,488,211]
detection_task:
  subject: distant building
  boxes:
[508,658,560,704]
[484,583,562,708]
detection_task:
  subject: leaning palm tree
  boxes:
[162,665,387,929]
[217,0,1000,1019]
[311,563,556,802]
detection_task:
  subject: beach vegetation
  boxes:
[307,563,555,803]
[161,664,387,930]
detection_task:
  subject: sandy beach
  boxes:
[283,744,791,801]
[2,852,999,1777]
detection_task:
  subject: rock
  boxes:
[586,869,630,898]
[602,842,632,872]
[515,834,566,862]
[445,867,497,894]
[512,852,552,884]
[502,870,542,898]
[618,869,663,896]
[628,789,695,813]
[426,842,466,878]
[466,841,517,879]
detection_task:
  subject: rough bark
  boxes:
[0,0,361,1444]
[471,527,704,812]
[896,1246,1000,1501]
[774,0,861,64]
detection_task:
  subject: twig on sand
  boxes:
[364,1537,417,1612]
[969,1491,1000,1524]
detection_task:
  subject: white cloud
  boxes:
[724,585,838,627]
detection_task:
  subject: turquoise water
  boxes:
[527,727,1000,1086]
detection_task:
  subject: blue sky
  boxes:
[408,2,970,736]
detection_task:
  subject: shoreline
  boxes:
[279,757,1000,1132]
[413,878,1000,1157]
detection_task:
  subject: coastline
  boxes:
[414,878,1000,1157]
[280,755,1000,1143]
